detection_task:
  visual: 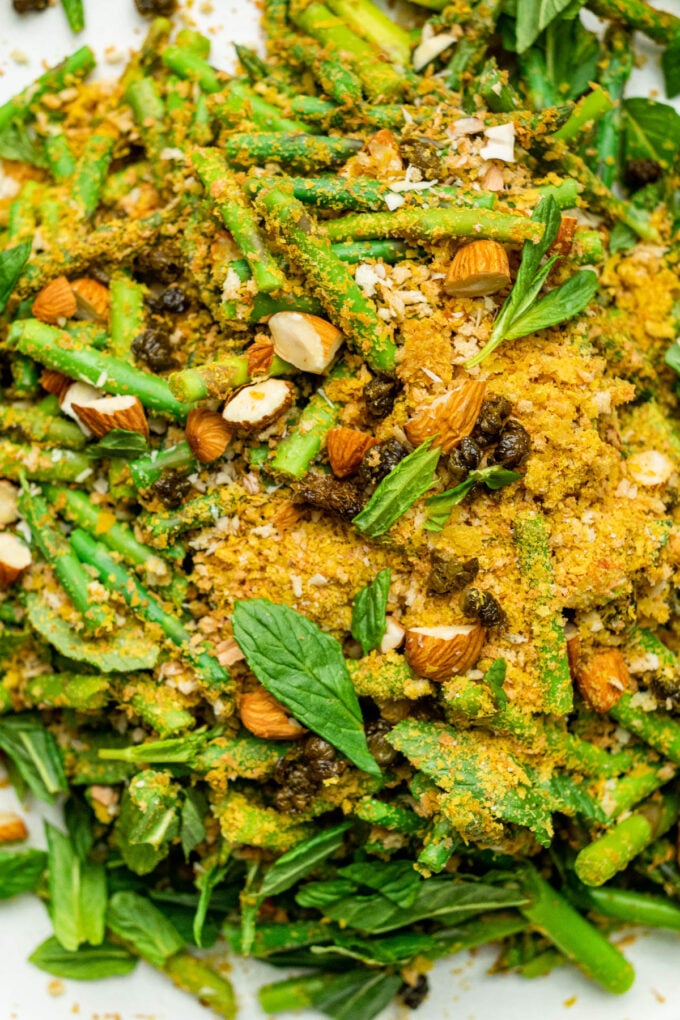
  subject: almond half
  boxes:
[41,368,73,403]
[31,276,77,324]
[186,408,231,463]
[405,379,487,453]
[0,533,32,588]
[247,338,277,376]
[71,277,110,322]
[0,811,28,844]
[575,649,631,714]
[222,378,294,431]
[380,617,406,653]
[240,687,307,739]
[268,312,344,374]
[71,395,149,439]
[445,240,511,297]
[404,624,485,681]
[60,381,104,436]
[327,427,378,479]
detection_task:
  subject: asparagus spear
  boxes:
[124,78,170,188]
[587,0,680,44]
[271,361,349,477]
[0,402,85,450]
[323,206,544,245]
[71,134,115,220]
[128,442,197,490]
[212,81,311,133]
[109,272,146,360]
[571,881,680,931]
[43,134,76,183]
[223,132,362,171]
[0,46,96,132]
[162,46,223,94]
[594,26,634,189]
[0,439,93,483]
[324,0,412,67]
[609,693,680,764]
[138,486,245,546]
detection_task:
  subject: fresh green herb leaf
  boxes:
[64,796,95,862]
[424,466,522,532]
[0,715,68,804]
[194,861,229,948]
[233,600,379,776]
[0,848,46,899]
[541,16,599,102]
[503,269,599,340]
[484,658,508,710]
[624,97,680,167]
[107,891,185,968]
[311,929,438,967]
[322,878,527,934]
[45,821,106,951]
[259,822,352,902]
[26,592,159,672]
[114,770,181,876]
[86,429,150,460]
[548,773,605,823]
[312,969,403,1020]
[516,0,578,53]
[29,937,136,980]
[340,860,421,909]
[662,37,680,100]
[350,569,391,655]
[295,878,358,908]
[352,441,440,539]
[665,342,680,375]
[609,221,638,253]
[0,241,31,314]
[98,728,215,764]
[240,859,261,958]
[181,787,208,860]
[0,121,47,169]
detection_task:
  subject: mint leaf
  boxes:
[0,848,46,899]
[0,241,31,313]
[233,599,379,776]
[624,98,680,167]
[259,822,352,903]
[107,891,185,968]
[0,121,48,168]
[516,0,583,53]
[45,822,106,951]
[351,569,391,655]
[424,466,522,533]
[340,860,421,909]
[29,937,136,981]
[665,342,680,375]
[194,861,229,948]
[181,787,208,860]
[609,222,637,253]
[114,770,181,876]
[504,269,598,340]
[0,715,67,804]
[353,441,440,539]
[662,37,680,99]
[312,969,402,1020]
[86,429,150,459]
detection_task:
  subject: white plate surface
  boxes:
[1,2,680,1018]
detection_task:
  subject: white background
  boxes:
[1,1,680,1018]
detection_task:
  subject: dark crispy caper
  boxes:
[427,551,479,596]
[399,975,430,1010]
[294,474,366,519]
[460,587,505,627]
[304,736,336,761]
[357,438,409,488]
[492,419,531,468]
[131,327,177,372]
[364,374,399,419]
[134,0,177,15]
[135,241,183,283]
[399,137,443,180]
[272,761,318,813]
[366,718,397,766]
[13,0,48,11]
[624,158,663,192]
[152,470,192,509]
[155,285,189,314]
[445,435,482,485]
[471,396,512,443]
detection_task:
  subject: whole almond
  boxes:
[186,408,231,463]
[575,649,631,714]
[71,394,149,439]
[445,240,511,297]
[240,687,307,739]
[404,624,485,681]
[405,380,487,453]
[31,276,77,324]
[327,427,378,479]
[71,277,110,322]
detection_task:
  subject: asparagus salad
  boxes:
[2,0,680,1016]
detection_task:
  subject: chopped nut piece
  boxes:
[0,481,19,526]
[222,379,294,431]
[0,811,28,844]
[327,427,378,479]
[444,240,511,297]
[550,215,579,256]
[627,450,674,487]
[247,338,276,376]
[0,533,32,588]
[405,380,487,453]
[380,617,406,653]
[268,312,343,374]
[40,368,73,403]
[576,649,632,713]
[71,277,110,322]
[31,276,76,324]
[71,394,149,439]
[240,686,307,739]
[186,408,231,463]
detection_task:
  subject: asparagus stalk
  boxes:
[212,81,311,133]
[10,672,111,714]
[271,362,348,477]
[162,46,222,94]
[288,94,422,130]
[163,953,236,1019]
[594,26,634,189]
[596,755,676,820]
[324,0,412,67]
[124,78,169,188]
[0,46,96,132]
[71,134,115,219]
[69,529,231,691]
[61,0,85,33]
[517,865,634,994]
[138,486,245,547]
[44,134,76,183]
[0,439,93,483]
[285,33,364,105]
[575,789,680,887]
[128,442,197,490]
[571,881,680,931]
[586,0,680,44]
[513,512,573,716]
[609,693,680,764]
[19,487,114,634]
[0,402,85,450]
[323,206,544,245]
[109,272,146,360]
[352,795,426,834]
[223,132,362,171]
[255,185,397,372]
[169,350,295,403]
[477,59,520,113]
[6,320,191,420]
[192,148,286,295]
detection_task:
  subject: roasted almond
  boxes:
[445,239,511,297]
[71,277,110,322]
[40,368,73,403]
[380,616,406,653]
[627,450,674,487]
[60,381,104,436]
[268,312,343,374]
[0,811,28,844]
[575,649,631,714]
[0,533,32,588]
[31,276,77,324]
[274,501,304,531]
[186,408,231,463]
[327,427,378,479]
[222,378,294,431]
[247,338,276,376]
[71,394,149,439]
[479,162,505,192]
[404,624,485,681]
[550,215,579,256]
[0,481,19,526]
[404,379,487,453]
[240,686,307,739]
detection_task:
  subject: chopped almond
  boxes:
[222,378,294,431]
[31,276,76,324]
[550,215,579,256]
[247,338,277,376]
[445,240,511,297]
[60,381,104,436]
[380,617,406,653]
[404,624,485,681]
[40,368,72,403]
[479,163,505,192]
[0,811,28,844]
[186,408,231,463]
[327,427,378,479]
[240,687,307,739]
[576,649,631,713]
[627,450,674,487]
[405,379,487,453]
[0,481,19,526]
[71,394,149,439]
[268,312,344,375]
[71,277,110,322]
[0,533,32,588]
